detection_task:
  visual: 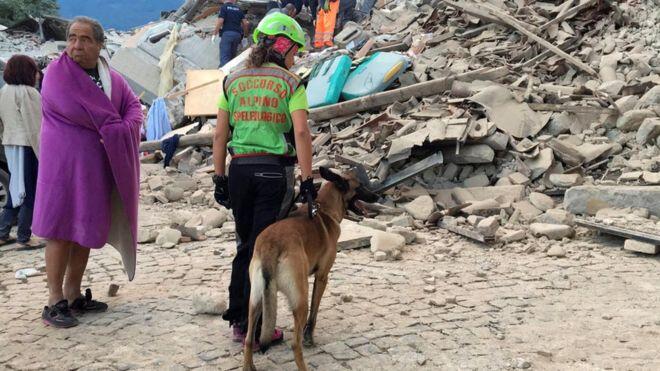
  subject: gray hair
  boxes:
[66,16,105,44]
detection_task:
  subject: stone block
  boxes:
[476,216,499,237]
[192,288,227,315]
[156,228,182,248]
[508,172,530,185]
[549,173,583,188]
[636,117,660,145]
[463,174,490,188]
[442,144,495,164]
[624,239,659,255]
[616,109,656,132]
[404,195,436,220]
[535,209,575,226]
[564,186,660,216]
[530,223,574,240]
[513,201,543,221]
[500,229,526,243]
[370,231,405,260]
[529,192,555,212]
[163,186,185,202]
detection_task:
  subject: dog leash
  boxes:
[305,192,319,219]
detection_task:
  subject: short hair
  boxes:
[3,55,39,87]
[66,16,105,44]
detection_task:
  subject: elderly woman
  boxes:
[34,17,142,328]
[0,55,43,249]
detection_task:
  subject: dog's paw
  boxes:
[259,343,271,354]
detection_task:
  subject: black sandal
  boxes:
[42,300,79,328]
[17,239,46,250]
[70,288,108,313]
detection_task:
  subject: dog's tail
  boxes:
[257,257,278,348]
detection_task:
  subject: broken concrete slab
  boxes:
[156,228,182,248]
[624,239,659,255]
[530,223,574,240]
[338,220,379,250]
[450,185,526,205]
[507,172,530,185]
[500,229,526,243]
[565,186,660,216]
[468,85,546,139]
[529,192,555,212]
[442,145,494,164]
[549,173,583,188]
[513,201,543,221]
[616,109,656,132]
[370,231,405,260]
[535,209,575,226]
[636,117,660,145]
[618,171,643,182]
[110,47,161,104]
[463,174,490,188]
[642,171,660,185]
[476,216,499,237]
[403,195,436,220]
[524,148,554,180]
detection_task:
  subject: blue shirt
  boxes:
[219,4,244,35]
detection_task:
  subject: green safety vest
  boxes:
[224,65,301,157]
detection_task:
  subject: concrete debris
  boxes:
[535,209,575,227]
[529,193,555,212]
[192,288,227,315]
[549,174,583,188]
[565,186,660,216]
[404,195,436,221]
[156,228,182,248]
[370,231,405,260]
[530,223,574,240]
[624,239,659,255]
[476,216,499,237]
[500,229,526,243]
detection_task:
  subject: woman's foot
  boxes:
[69,288,108,314]
[17,239,46,250]
[42,300,79,328]
[243,328,285,351]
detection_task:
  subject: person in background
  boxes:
[282,0,304,15]
[34,16,143,328]
[268,3,298,17]
[0,55,43,249]
[213,12,315,346]
[337,0,356,29]
[213,0,250,67]
[313,0,340,49]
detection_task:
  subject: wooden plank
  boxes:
[312,132,332,153]
[528,103,618,115]
[184,69,224,117]
[446,0,597,76]
[373,152,444,193]
[538,0,599,32]
[140,132,213,152]
[355,38,375,59]
[309,66,508,122]
[439,220,494,243]
[575,219,660,246]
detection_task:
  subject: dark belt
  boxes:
[231,155,295,167]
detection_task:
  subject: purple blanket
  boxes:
[33,53,142,280]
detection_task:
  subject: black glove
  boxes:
[300,177,317,203]
[213,175,230,209]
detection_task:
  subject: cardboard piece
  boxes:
[184,70,224,117]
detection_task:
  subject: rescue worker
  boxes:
[212,13,315,345]
[314,0,340,49]
[213,0,250,67]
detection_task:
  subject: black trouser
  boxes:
[224,161,294,330]
[0,146,38,243]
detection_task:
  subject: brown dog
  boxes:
[243,167,379,371]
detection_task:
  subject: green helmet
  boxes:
[253,12,306,50]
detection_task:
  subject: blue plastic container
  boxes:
[341,52,409,101]
[306,54,352,108]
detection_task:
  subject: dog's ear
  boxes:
[319,167,349,193]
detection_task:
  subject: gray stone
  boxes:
[549,173,583,188]
[530,223,574,240]
[463,174,490,188]
[535,209,575,226]
[624,239,659,255]
[339,220,377,250]
[616,109,656,132]
[508,172,530,185]
[195,209,228,229]
[404,195,436,220]
[386,226,416,244]
[635,85,660,112]
[642,171,660,185]
[467,215,484,226]
[359,219,388,231]
[154,192,169,204]
[481,132,509,151]
[618,171,643,182]
[501,229,526,243]
[190,190,206,205]
[461,199,502,216]
[147,176,165,191]
[636,118,660,145]
[615,95,640,114]
[565,186,660,216]
[598,80,625,96]
[477,216,499,237]
[177,225,207,241]
[442,144,495,164]
[543,112,571,136]
[370,231,405,260]
[192,288,227,315]
[513,201,543,221]
[156,228,182,248]
[374,251,388,261]
[529,192,555,212]
[171,210,195,226]
[137,228,156,244]
[546,245,567,257]
[163,186,185,202]
[389,214,414,228]
[525,148,554,180]
[205,228,223,238]
[441,163,460,180]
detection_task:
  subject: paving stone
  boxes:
[322,341,360,361]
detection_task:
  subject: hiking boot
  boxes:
[70,289,108,314]
[42,300,79,328]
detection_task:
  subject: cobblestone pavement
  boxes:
[1,208,659,370]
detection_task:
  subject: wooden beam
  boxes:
[139,132,213,152]
[576,219,660,245]
[539,0,599,32]
[528,103,619,115]
[309,66,508,122]
[445,0,598,76]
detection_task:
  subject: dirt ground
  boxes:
[1,205,659,371]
